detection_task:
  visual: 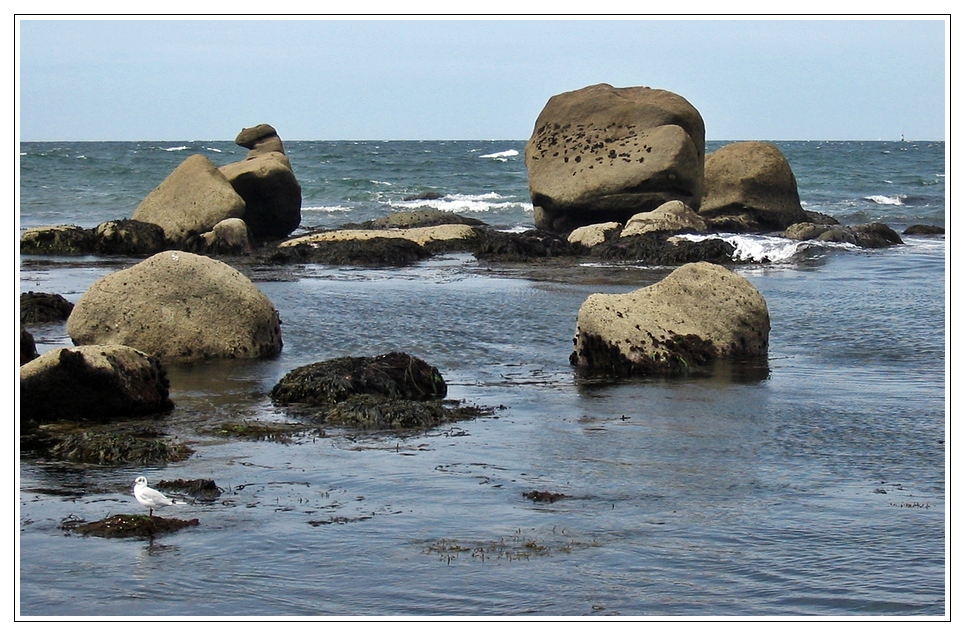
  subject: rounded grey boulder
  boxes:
[67,251,282,362]
[571,261,769,375]
[131,154,246,243]
[699,141,811,232]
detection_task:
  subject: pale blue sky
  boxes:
[17,17,947,142]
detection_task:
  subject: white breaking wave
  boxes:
[677,233,848,263]
[394,192,531,214]
[303,205,352,213]
[479,149,519,161]
[164,146,189,152]
[865,195,904,205]
[204,147,223,153]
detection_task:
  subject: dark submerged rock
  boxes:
[92,219,168,255]
[20,328,38,366]
[523,490,567,503]
[270,353,492,432]
[271,352,447,406]
[473,229,582,261]
[590,232,737,265]
[402,191,445,201]
[21,292,74,323]
[268,237,432,267]
[20,225,94,255]
[903,224,945,235]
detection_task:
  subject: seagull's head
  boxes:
[133,476,147,490]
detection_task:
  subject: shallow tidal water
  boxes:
[18,239,946,617]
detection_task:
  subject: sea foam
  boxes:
[479,149,519,161]
[864,195,904,205]
[678,233,850,263]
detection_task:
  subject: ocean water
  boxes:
[17,140,946,617]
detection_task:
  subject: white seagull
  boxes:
[132,476,185,516]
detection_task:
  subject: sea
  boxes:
[17,139,947,617]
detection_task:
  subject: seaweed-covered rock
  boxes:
[571,262,770,376]
[20,225,94,255]
[474,229,582,261]
[20,345,173,423]
[92,219,168,255]
[62,514,198,538]
[67,251,283,362]
[269,237,432,267]
[20,292,74,323]
[326,394,452,430]
[48,428,192,465]
[590,232,736,265]
[271,352,447,406]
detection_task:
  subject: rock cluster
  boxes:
[22,123,301,258]
[525,83,705,233]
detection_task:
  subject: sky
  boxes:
[16,17,948,142]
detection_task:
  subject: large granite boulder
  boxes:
[571,262,769,375]
[67,251,283,362]
[20,344,173,423]
[131,154,246,243]
[21,292,74,323]
[220,125,301,240]
[525,83,705,233]
[699,142,811,232]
